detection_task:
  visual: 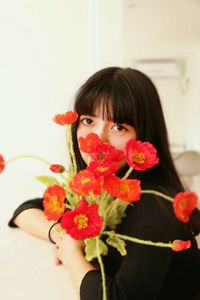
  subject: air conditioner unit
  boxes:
[133,59,185,78]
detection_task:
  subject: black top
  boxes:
[8,184,200,300]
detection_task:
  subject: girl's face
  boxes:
[77,107,136,168]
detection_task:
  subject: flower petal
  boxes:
[0,154,5,174]
[173,191,198,222]
[43,185,66,221]
[53,111,78,125]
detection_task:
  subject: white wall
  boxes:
[122,0,200,152]
[0,0,123,210]
[0,0,95,194]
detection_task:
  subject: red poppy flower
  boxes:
[79,133,124,163]
[50,164,65,173]
[173,191,198,223]
[172,240,191,252]
[87,161,119,178]
[103,175,141,202]
[0,154,5,174]
[125,139,159,171]
[79,133,103,154]
[94,143,124,163]
[53,111,78,125]
[43,185,66,221]
[69,169,102,196]
[60,199,103,240]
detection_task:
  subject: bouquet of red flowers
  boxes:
[0,111,198,300]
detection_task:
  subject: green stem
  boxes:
[6,155,51,166]
[96,237,107,300]
[67,125,77,174]
[141,189,173,202]
[122,167,133,180]
[102,231,172,249]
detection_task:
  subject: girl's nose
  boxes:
[95,127,109,143]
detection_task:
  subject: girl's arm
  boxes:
[14,208,60,242]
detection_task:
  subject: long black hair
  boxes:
[71,67,200,235]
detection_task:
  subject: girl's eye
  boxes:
[80,117,94,125]
[112,124,126,132]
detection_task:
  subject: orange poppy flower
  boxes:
[60,199,103,240]
[0,154,5,174]
[125,139,159,171]
[173,191,198,223]
[87,161,119,178]
[103,175,141,202]
[53,111,78,125]
[43,185,66,221]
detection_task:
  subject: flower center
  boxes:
[49,196,63,211]
[81,178,91,184]
[74,213,88,229]
[119,183,128,192]
[132,151,146,165]
[96,166,108,172]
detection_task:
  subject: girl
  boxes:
[9,67,200,299]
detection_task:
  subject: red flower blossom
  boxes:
[43,185,66,221]
[172,240,191,252]
[79,133,103,154]
[69,169,102,196]
[50,164,65,173]
[103,175,141,202]
[87,161,119,178]
[60,199,103,240]
[53,111,78,125]
[104,146,124,163]
[173,191,198,223]
[125,139,159,171]
[79,133,124,163]
[93,143,124,164]
[0,154,5,174]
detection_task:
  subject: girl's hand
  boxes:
[53,233,85,269]
[53,233,99,289]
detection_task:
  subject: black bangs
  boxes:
[74,69,137,128]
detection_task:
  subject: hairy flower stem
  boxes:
[141,190,173,202]
[6,155,67,182]
[122,167,133,180]
[6,155,51,166]
[67,125,77,174]
[96,237,107,300]
[102,231,172,249]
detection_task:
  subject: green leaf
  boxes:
[36,175,60,186]
[106,235,127,256]
[105,200,129,229]
[85,238,108,261]
[65,192,79,208]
